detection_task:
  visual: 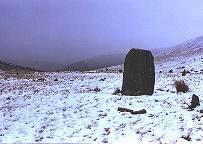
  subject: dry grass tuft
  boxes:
[175,80,189,93]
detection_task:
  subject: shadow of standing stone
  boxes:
[122,48,155,96]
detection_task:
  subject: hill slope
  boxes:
[65,54,126,71]
[155,36,203,60]
[0,60,36,71]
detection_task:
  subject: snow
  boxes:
[0,54,203,143]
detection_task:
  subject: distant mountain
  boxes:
[65,54,126,71]
[18,60,68,72]
[0,60,36,71]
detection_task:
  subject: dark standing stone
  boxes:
[122,48,155,96]
[190,94,200,108]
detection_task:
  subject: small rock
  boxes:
[181,135,191,141]
[104,128,110,135]
[119,69,123,73]
[177,66,185,69]
[148,114,154,117]
[182,69,187,76]
[0,134,4,136]
[189,94,200,109]
[93,87,100,92]
[118,107,146,115]
[99,78,106,81]
[118,107,133,113]
[169,69,173,73]
[54,78,58,81]
[102,139,108,143]
[131,109,146,115]
[37,78,46,82]
[113,88,121,95]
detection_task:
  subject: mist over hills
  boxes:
[65,49,163,71]
[64,54,126,71]
[1,36,203,72]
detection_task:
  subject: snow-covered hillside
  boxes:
[0,51,203,143]
[155,36,203,60]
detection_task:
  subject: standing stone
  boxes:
[122,48,155,96]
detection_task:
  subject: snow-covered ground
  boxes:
[0,54,203,143]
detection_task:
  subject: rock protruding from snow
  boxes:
[122,48,155,96]
[181,69,190,76]
[118,107,133,113]
[37,78,46,82]
[189,94,200,109]
[118,107,147,115]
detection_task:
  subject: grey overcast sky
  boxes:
[1,0,203,68]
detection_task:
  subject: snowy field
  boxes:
[0,54,203,143]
